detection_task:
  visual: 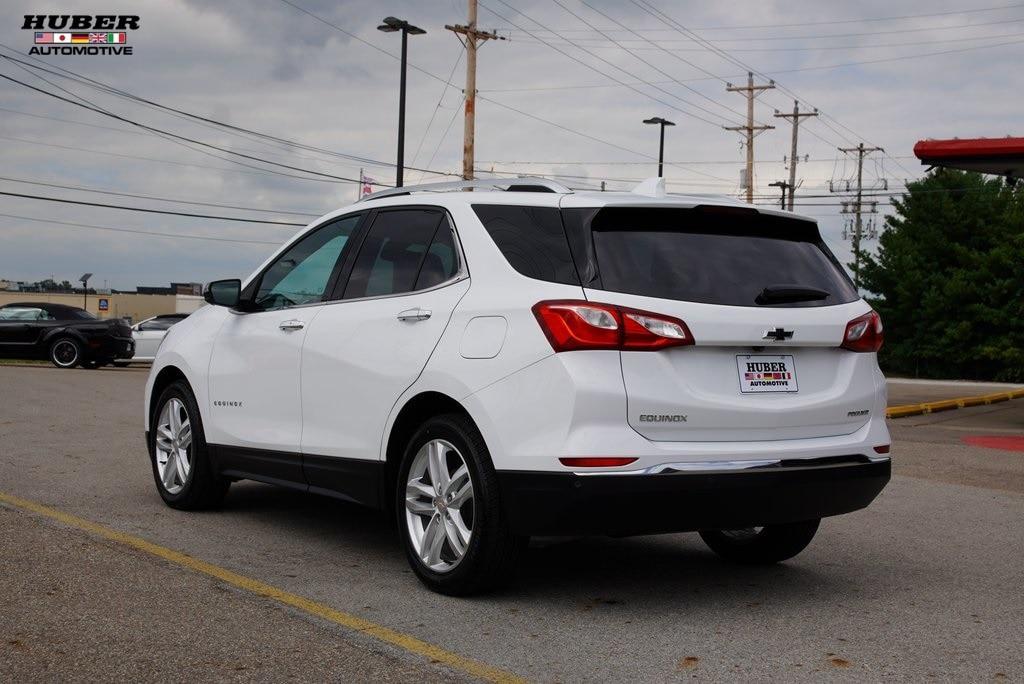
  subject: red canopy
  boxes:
[914,137,1024,178]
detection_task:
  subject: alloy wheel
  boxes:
[51,340,79,367]
[154,398,192,495]
[404,439,474,573]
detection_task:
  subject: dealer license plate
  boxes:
[737,354,798,393]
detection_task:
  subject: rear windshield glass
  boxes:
[587,207,857,307]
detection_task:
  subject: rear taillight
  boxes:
[841,310,883,352]
[532,300,693,352]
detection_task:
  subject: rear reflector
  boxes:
[841,310,884,353]
[533,300,693,352]
[873,445,891,454]
[559,457,638,468]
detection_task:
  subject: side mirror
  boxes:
[204,279,242,308]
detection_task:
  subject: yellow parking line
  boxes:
[0,492,527,684]
[886,387,1024,419]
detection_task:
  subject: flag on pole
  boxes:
[360,171,375,198]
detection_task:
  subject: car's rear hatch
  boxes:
[562,203,878,442]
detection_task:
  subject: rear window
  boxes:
[472,204,579,285]
[584,207,857,307]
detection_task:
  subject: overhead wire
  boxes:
[0,191,307,226]
[479,0,744,128]
[0,212,282,246]
[0,176,318,217]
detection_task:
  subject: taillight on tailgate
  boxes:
[841,310,884,352]
[532,300,694,352]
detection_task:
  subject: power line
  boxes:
[0,49,458,179]
[551,0,754,124]
[0,54,382,188]
[0,176,318,217]
[0,71,378,185]
[627,1,916,177]
[0,134,364,184]
[273,1,713,179]
[510,29,1024,52]
[498,2,1024,32]
[475,156,918,165]
[476,95,730,181]
[0,212,281,245]
[409,49,463,170]
[506,14,1024,42]
[478,0,742,129]
[419,96,466,185]
[0,191,306,226]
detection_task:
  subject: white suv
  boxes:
[144,178,891,595]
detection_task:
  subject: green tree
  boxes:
[860,170,1024,382]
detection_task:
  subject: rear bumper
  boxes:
[85,335,135,360]
[497,456,890,536]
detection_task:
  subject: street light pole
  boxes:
[79,272,92,311]
[378,17,426,188]
[643,117,675,177]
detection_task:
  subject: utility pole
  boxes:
[835,143,884,290]
[773,100,818,211]
[769,180,791,209]
[446,0,503,180]
[724,72,775,203]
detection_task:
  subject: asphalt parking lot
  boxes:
[1,365,1022,682]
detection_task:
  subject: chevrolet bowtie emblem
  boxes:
[762,328,794,341]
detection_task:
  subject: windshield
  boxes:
[581,207,858,308]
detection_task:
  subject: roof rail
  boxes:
[357,177,573,202]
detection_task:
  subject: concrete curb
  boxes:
[886,388,1024,419]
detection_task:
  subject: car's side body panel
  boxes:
[144,187,891,536]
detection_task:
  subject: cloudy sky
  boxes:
[1,0,1021,289]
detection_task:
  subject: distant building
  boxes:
[136,282,203,296]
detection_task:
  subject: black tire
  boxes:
[48,337,81,368]
[699,519,820,564]
[149,380,229,510]
[396,413,525,596]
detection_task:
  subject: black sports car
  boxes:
[0,302,135,369]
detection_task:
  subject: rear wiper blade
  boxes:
[755,284,831,305]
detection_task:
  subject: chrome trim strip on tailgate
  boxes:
[574,454,890,476]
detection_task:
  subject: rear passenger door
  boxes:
[300,207,469,503]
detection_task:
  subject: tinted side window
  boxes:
[139,318,177,331]
[343,209,446,299]
[415,218,459,290]
[472,204,579,285]
[255,214,360,310]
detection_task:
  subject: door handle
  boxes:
[397,308,432,322]
[278,320,305,331]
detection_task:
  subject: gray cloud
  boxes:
[1,0,1021,288]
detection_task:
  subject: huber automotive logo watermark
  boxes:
[23,15,138,56]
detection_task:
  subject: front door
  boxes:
[301,208,467,503]
[206,213,363,483]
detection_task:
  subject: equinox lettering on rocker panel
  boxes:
[639,414,688,422]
